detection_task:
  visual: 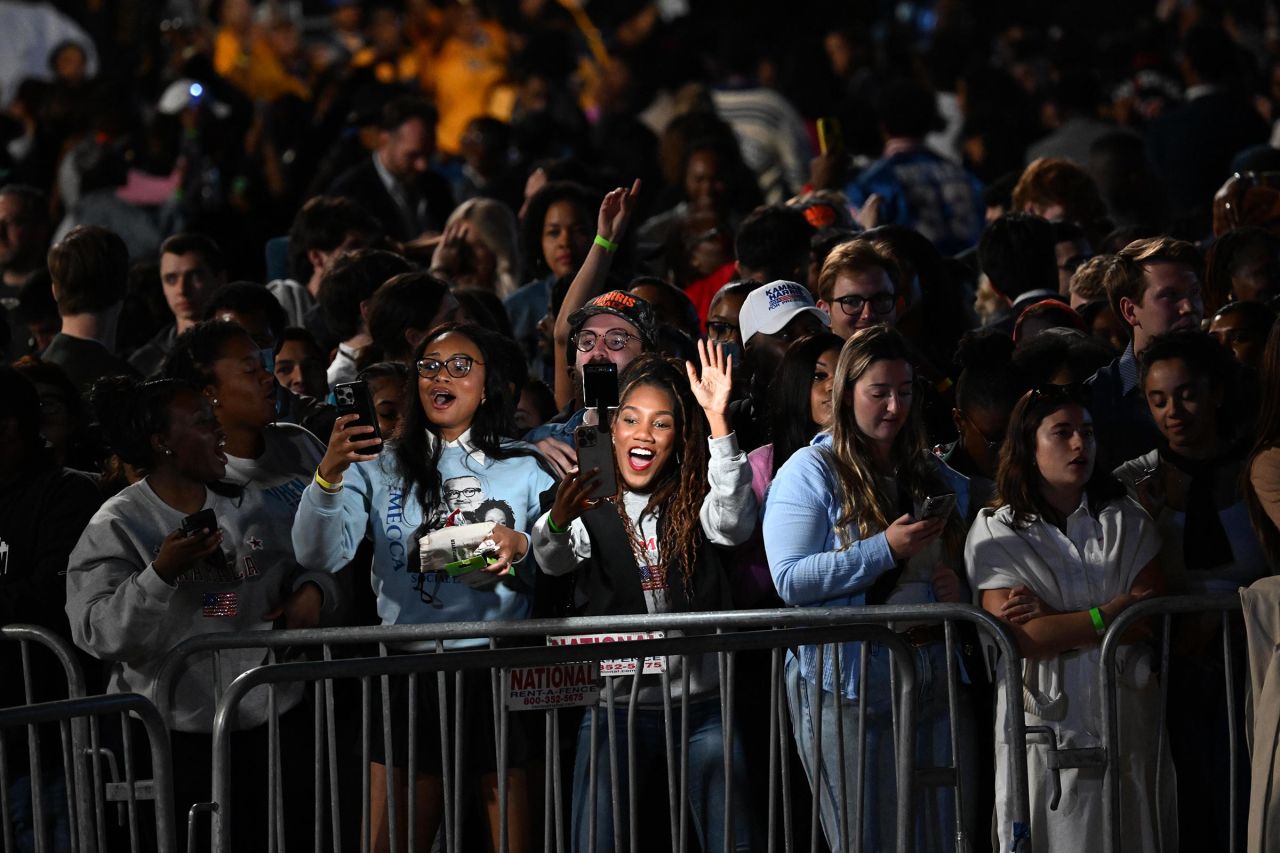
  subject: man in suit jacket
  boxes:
[328,96,455,244]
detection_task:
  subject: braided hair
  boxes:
[613,354,709,598]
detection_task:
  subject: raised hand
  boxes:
[597,179,642,244]
[430,219,469,276]
[685,339,733,438]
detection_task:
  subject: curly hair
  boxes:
[161,320,256,390]
[613,353,709,598]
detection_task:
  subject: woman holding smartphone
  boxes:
[763,325,972,853]
[66,376,330,848]
[293,322,554,853]
[533,342,758,853]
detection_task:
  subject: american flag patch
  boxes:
[202,592,239,617]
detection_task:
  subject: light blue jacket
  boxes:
[764,433,969,699]
[292,434,554,649]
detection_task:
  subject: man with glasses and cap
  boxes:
[523,290,657,475]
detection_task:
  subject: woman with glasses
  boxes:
[764,325,973,852]
[294,322,555,853]
[965,383,1174,852]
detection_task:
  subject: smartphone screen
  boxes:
[574,424,618,500]
[334,380,383,454]
[582,363,619,412]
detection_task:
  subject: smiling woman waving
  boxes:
[533,341,759,853]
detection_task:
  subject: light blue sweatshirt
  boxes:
[292,431,555,648]
[763,433,969,699]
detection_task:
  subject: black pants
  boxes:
[109,698,316,852]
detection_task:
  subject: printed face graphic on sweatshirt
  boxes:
[443,475,484,514]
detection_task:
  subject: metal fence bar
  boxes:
[808,642,823,853]
[0,694,177,853]
[1099,592,1242,853]
[943,621,966,852]
[1,730,14,853]
[1223,610,1240,853]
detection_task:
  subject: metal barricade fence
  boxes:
[150,604,1031,853]
[0,693,178,853]
[1098,593,1245,853]
[1,625,94,853]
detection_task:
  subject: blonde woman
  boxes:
[764,325,973,852]
[429,197,522,299]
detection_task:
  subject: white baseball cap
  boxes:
[738,280,830,344]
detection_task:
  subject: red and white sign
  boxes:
[546,632,667,676]
[504,663,600,710]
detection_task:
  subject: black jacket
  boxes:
[575,501,733,617]
[1086,356,1161,472]
[327,156,455,243]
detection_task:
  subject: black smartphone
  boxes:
[582,363,619,413]
[181,508,218,537]
[919,492,957,521]
[334,380,383,454]
[574,424,618,500]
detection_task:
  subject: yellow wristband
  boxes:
[314,468,342,492]
[593,234,618,252]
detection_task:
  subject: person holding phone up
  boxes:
[293,321,554,853]
[532,341,758,853]
[763,325,973,853]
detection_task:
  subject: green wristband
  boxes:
[1089,606,1106,636]
[547,515,568,535]
[593,234,618,253]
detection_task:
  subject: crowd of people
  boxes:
[6,0,1280,851]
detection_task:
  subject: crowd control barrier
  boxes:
[0,693,177,853]
[151,604,1030,853]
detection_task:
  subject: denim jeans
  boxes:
[7,773,72,853]
[571,699,756,852]
[785,644,973,853]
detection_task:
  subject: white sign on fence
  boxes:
[504,662,601,710]
[546,631,668,676]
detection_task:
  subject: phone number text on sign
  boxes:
[546,631,668,676]
[505,662,600,710]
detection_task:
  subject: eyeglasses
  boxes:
[957,410,1004,455]
[444,486,482,501]
[571,328,640,353]
[831,293,896,317]
[416,355,483,379]
[705,320,738,339]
